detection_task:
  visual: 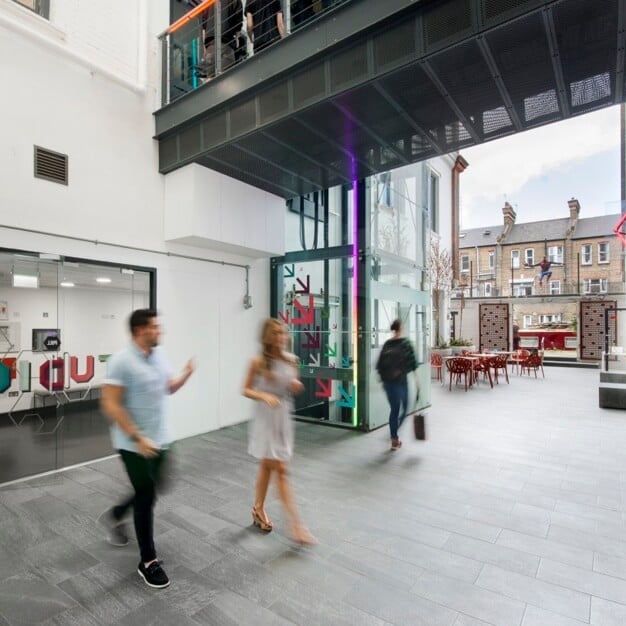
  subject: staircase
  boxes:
[542,356,599,370]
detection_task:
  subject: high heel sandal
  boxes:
[289,526,317,546]
[251,507,273,532]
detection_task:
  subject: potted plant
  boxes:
[449,337,476,355]
[431,341,452,358]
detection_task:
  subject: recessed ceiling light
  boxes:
[60,281,75,287]
[13,274,39,288]
[96,277,112,283]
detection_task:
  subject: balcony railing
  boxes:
[452,281,626,298]
[159,0,350,106]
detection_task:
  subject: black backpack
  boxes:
[377,340,406,382]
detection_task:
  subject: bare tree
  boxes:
[429,237,452,347]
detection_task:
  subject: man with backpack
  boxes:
[375,319,419,451]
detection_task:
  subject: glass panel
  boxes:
[370,167,421,262]
[275,257,356,426]
[0,250,153,483]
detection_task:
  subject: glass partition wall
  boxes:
[271,165,431,431]
[0,249,154,483]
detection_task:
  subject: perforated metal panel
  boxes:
[580,300,617,361]
[479,303,510,352]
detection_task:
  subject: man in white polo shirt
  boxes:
[99,309,195,589]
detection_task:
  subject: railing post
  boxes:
[215,0,222,75]
[285,0,292,35]
[162,35,171,106]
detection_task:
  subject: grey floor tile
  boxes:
[547,525,626,560]
[442,534,540,577]
[193,589,295,626]
[22,536,100,585]
[117,598,201,626]
[454,615,498,626]
[368,535,484,583]
[199,552,295,609]
[328,541,424,591]
[40,605,106,626]
[590,596,626,626]
[496,529,594,569]
[411,570,526,626]
[521,605,589,626]
[593,551,626,580]
[345,580,458,626]
[476,564,590,622]
[537,557,626,605]
[276,579,395,626]
[0,572,76,624]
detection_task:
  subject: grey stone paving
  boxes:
[2,367,626,625]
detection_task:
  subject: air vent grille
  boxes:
[34,146,68,185]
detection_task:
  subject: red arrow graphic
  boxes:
[302,326,321,349]
[277,310,290,324]
[293,295,314,325]
[315,378,332,398]
[295,274,310,294]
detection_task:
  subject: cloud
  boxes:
[460,106,621,220]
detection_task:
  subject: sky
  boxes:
[459,105,622,231]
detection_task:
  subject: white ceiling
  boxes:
[0,252,151,292]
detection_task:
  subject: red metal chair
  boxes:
[510,349,530,375]
[430,352,443,383]
[446,357,472,391]
[521,352,545,378]
[491,354,510,384]
[473,356,493,388]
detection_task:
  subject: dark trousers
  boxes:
[114,448,168,564]
[383,378,408,440]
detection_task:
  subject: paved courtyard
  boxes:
[2,366,626,625]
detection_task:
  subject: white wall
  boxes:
[0,0,273,442]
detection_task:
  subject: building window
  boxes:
[12,0,49,18]
[583,278,608,294]
[511,280,533,296]
[550,280,560,295]
[460,254,470,274]
[488,251,495,270]
[484,283,492,296]
[511,249,520,269]
[540,314,561,324]
[523,314,533,328]
[428,170,439,234]
[525,248,534,266]
[581,244,592,265]
[598,242,609,263]
[548,245,563,263]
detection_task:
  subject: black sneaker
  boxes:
[138,560,170,589]
[97,509,129,547]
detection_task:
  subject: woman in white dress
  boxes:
[242,318,316,545]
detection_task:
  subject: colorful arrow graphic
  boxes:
[308,354,320,367]
[295,274,310,294]
[315,378,332,398]
[284,264,295,278]
[303,327,321,349]
[293,295,314,325]
[325,342,337,358]
[342,357,351,368]
[337,384,355,408]
[277,310,290,325]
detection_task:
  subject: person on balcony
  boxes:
[201,0,244,78]
[246,0,285,53]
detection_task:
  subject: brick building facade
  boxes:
[458,200,623,329]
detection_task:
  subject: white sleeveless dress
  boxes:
[247,357,297,461]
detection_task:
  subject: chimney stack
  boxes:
[567,197,580,235]
[497,202,517,243]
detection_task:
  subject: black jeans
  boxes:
[114,448,168,564]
